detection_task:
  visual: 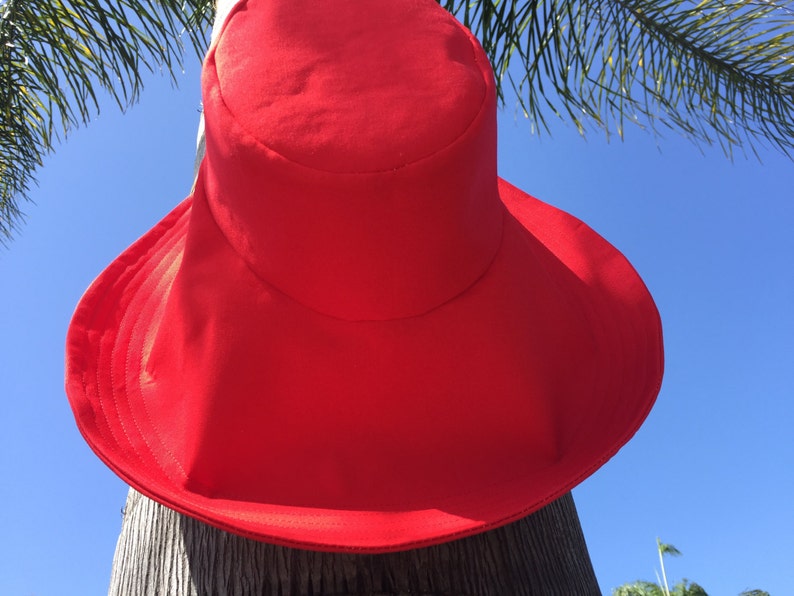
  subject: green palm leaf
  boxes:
[672,579,709,596]
[614,580,667,595]
[0,0,213,240]
[658,541,683,557]
[2,0,794,241]
[443,0,794,153]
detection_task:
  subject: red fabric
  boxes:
[202,0,501,321]
[65,0,663,552]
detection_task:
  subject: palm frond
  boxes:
[658,541,683,557]
[613,580,666,596]
[0,0,213,241]
[672,578,709,596]
[2,0,793,241]
[442,0,794,156]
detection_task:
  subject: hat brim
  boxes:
[66,177,662,552]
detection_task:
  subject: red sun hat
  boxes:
[66,0,663,553]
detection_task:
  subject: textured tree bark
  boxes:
[108,488,600,595]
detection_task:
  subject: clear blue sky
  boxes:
[1,43,792,595]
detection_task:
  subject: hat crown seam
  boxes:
[196,175,508,323]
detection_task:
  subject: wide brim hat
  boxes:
[66,0,663,553]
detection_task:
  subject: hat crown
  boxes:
[200,0,504,320]
[210,0,487,173]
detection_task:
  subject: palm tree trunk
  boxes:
[108,488,600,595]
